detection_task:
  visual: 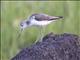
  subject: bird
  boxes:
[20,13,63,43]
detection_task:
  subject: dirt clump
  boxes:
[11,33,80,60]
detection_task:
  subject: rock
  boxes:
[11,33,80,60]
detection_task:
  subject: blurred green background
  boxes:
[1,1,80,60]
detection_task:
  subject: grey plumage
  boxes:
[30,13,63,21]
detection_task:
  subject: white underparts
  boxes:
[31,19,54,26]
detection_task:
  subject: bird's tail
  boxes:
[50,16,63,20]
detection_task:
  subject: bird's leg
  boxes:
[35,26,46,43]
[35,27,42,43]
[39,26,46,42]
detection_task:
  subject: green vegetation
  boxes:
[1,1,80,60]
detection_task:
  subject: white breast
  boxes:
[31,19,53,26]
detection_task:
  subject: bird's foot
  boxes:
[35,37,43,44]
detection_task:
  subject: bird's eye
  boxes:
[26,21,30,25]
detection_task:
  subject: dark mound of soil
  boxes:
[11,33,80,60]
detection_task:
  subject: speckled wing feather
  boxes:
[31,13,63,21]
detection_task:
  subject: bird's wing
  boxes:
[34,13,63,21]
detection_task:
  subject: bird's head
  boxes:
[20,20,31,31]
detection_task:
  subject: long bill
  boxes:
[16,28,23,41]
